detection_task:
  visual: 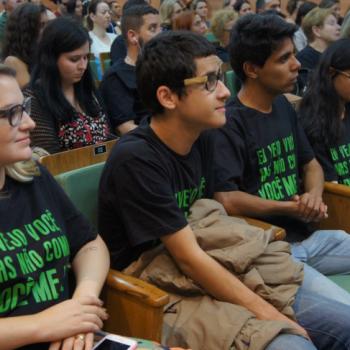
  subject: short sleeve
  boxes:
[102,156,188,246]
[100,73,136,129]
[39,166,97,258]
[213,123,245,192]
[312,143,338,181]
[294,115,315,167]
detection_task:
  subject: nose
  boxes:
[78,57,88,70]
[291,55,301,71]
[217,80,231,100]
[20,111,36,131]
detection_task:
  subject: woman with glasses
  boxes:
[2,3,48,89]
[0,64,110,349]
[27,17,111,154]
[299,39,350,185]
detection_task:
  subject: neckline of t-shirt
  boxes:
[235,96,274,117]
[147,125,195,160]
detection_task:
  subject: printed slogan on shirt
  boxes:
[257,134,298,200]
[0,209,70,314]
[330,143,350,185]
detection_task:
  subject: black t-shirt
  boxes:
[310,110,350,185]
[214,95,315,242]
[98,125,215,269]
[296,45,321,93]
[110,35,127,64]
[99,58,150,130]
[0,165,96,349]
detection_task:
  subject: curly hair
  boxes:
[2,3,46,69]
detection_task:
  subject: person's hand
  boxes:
[292,193,328,223]
[48,332,94,350]
[37,296,108,343]
[253,299,310,340]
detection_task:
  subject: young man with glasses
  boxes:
[99,31,324,350]
[214,13,350,348]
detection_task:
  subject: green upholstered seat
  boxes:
[54,162,350,294]
[205,32,219,44]
[328,275,350,293]
[55,162,105,229]
[224,70,242,98]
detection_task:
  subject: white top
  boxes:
[89,31,117,59]
[294,28,307,53]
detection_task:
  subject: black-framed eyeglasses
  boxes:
[335,69,350,79]
[184,70,223,92]
[0,97,31,127]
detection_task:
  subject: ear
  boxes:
[242,61,259,79]
[127,29,139,45]
[312,25,321,39]
[89,12,96,22]
[156,86,178,110]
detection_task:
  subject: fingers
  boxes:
[84,333,94,350]
[297,193,327,222]
[77,295,104,307]
[49,341,62,350]
[62,337,75,350]
[82,305,109,321]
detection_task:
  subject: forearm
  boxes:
[303,159,324,197]
[72,235,110,298]
[162,227,281,319]
[0,315,41,349]
[214,191,292,218]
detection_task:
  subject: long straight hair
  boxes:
[30,17,101,125]
[299,38,350,148]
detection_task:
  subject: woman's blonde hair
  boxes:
[0,64,42,183]
[302,7,333,42]
[211,9,237,42]
[160,0,178,26]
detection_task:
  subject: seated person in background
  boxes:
[100,4,160,135]
[210,9,238,62]
[293,1,317,52]
[261,0,282,14]
[2,3,48,89]
[98,30,350,350]
[65,0,84,22]
[192,0,209,24]
[27,17,111,154]
[110,0,148,64]
[233,0,253,17]
[319,0,342,24]
[299,39,350,185]
[296,7,340,94]
[159,0,184,31]
[341,9,350,38]
[173,9,208,35]
[0,64,110,350]
[214,13,350,310]
[88,0,117,75]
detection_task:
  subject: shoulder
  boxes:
[4,56,27,69]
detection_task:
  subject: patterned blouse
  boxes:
[24,89,111,154]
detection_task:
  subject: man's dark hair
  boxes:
[255,0,265,12]
[229,14,296,81]
[136,31,216,115]
[121,4,159,39]
[122,0,148,11]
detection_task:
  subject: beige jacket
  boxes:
[124,199,304,350]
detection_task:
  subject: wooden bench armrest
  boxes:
[237,216,286,241]
[102,269,169,341]
[106,269,169,307]
[318,182,350,232]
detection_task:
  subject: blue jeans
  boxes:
[291,230,350,304]
[265,263,350,350]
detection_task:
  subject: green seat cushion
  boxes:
[328,275,350,293]
[55,162,105,229]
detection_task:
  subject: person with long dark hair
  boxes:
[299,38,350,185]
[27,17,111,154]
[2,3,48,88]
